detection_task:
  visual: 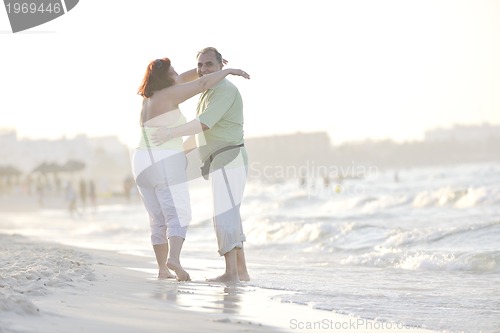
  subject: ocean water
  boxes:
[1,162,499,333]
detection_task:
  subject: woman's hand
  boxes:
[151,127,172,145]
[228,68,250,79]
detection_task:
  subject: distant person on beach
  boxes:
[153,47,251,283]
[123,176,134,201]
[88,179,97,212]
[323,175,331,189]
[132,57,250,281]
[64,181,78,217]
[36,176,45,206]
[79,179,87,209]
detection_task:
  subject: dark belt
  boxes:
[201,144,244,180]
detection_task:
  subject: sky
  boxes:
[1,0,499,148]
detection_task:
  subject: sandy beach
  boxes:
[0,233,441,333]
[0,195,443,333]
[1,232,282,333]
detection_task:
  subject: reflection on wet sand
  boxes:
[151,282,246,315]
[112,266,441,333]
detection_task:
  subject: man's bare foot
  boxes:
[158,269,176,279]
[167,259,190,281]
[238,272,250,282]
[206,273,240,284]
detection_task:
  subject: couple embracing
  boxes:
[131,47,250,284]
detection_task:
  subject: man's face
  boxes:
[197,51,222,77]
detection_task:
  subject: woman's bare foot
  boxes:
[206,273,240,284]
[167,259,190,281]
[158,269,176,279]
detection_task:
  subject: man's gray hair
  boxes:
[197,47,223,65]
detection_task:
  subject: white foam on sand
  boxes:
[0,233,440,333]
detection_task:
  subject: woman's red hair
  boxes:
[137,58,176,98]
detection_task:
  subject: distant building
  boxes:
[244,132,334,181]
[245,131,333,167]
[425,124,500,143]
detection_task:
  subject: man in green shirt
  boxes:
[196,47,250,283]
[153,47,250,283]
